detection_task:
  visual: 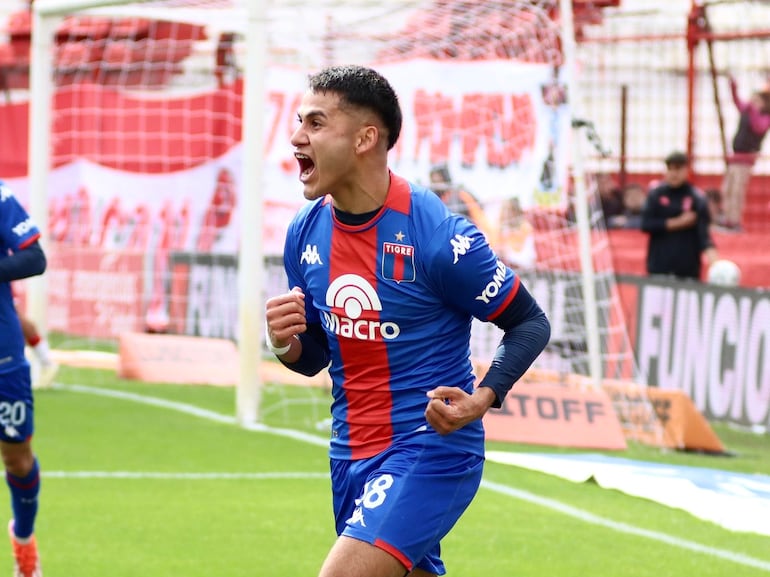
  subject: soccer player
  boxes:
[264,65,551,577]
[0,181,47,577]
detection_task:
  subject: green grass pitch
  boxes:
[7,364,769,576]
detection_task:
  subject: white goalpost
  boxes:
[19,0,659,443]
[28,0,265,425]
[558,0,602,389]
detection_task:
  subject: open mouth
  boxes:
[295,153,315,182]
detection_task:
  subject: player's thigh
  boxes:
[0,366,35,473]
[319,535,434,577]
[333,443,483,575]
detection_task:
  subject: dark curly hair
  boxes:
[307,65,402,150]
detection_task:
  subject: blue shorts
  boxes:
[330,434,484,575]
[0,365,34,443]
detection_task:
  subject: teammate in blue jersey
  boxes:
[0,181,47,577]
[264,65,551,577]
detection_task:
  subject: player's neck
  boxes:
[331,166,390,214]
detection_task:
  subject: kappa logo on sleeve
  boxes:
[450,233,473,264]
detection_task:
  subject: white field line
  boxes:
[481,480,770,573]
[43,471,329,480]
[60,383,329,448]
[55,383,770,573]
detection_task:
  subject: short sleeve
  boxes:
[423,215,517,322]
[0,183,40,251]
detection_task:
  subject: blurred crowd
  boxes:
[428,164,537,270]
[426,153,745,286]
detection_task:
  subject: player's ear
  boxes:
[355,125,379,154]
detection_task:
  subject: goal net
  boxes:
[12,0,662,444]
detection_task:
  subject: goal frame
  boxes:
[28,0,267,425]
[558,0,602,387]
[27,0,607,427]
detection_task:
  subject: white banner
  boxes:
[8,60,570,259]
[264,60,571,211]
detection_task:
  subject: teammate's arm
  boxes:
[0,241,47,282]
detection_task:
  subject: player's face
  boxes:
[290,90,364,202]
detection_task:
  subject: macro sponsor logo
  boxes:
[12,218,35,237]
[475,260,507,304]
[322,274,400,341]
[450,233,472,264]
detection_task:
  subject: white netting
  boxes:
[4,0,664,442]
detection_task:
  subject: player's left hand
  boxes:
[425,386,495,435]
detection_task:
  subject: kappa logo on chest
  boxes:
[300,244,323,265]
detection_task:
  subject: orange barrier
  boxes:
[51,349,119,371]
[118,332,238,386]
[483,382,627,450]
[492,366,724,453]
[260,360,331,389]
[118,333,331,388]
[602,382,725,453]
[117,339,724,453]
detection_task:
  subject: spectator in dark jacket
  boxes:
[641,151,718,280]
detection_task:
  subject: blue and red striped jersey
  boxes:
[0,182,41,375]
[284,173,520,460]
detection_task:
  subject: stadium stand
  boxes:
[608,228,770,289]
[0,3,204,89]
[1,0,767,291]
